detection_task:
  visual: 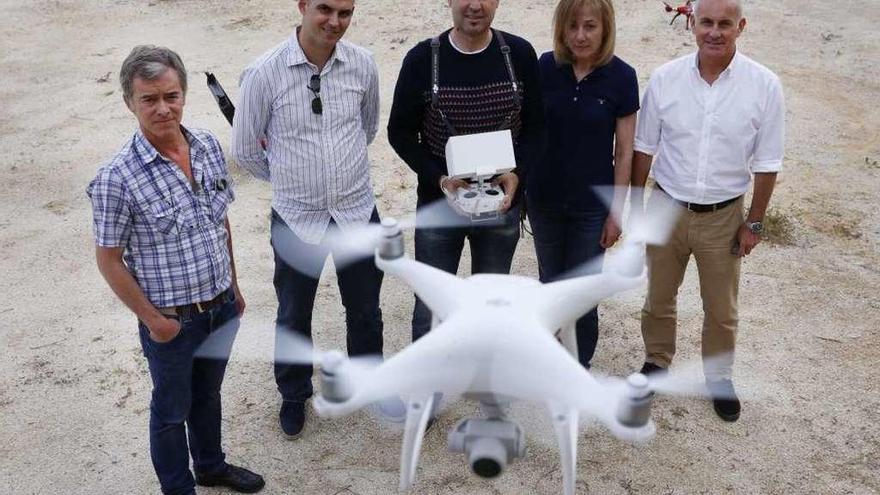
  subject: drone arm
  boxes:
[375,255,466,320]
[315,324,475,417]
[535,273,642,332]
[549,404,579,495]
[398,393,436,491]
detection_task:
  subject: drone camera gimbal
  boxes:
[448,417,526,479]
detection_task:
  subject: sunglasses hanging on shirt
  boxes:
[308,74,322,115]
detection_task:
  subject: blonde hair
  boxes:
[552,0,616,67]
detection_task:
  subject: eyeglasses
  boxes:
[308,74,322,115]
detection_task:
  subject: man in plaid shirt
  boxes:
[87,46,264,495]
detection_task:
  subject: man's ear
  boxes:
[124,96,135,113]
[298,0,308,16]
[738,17,747,33]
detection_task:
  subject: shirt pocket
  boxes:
[148,200,183,236]
[208,184,233,224]
[325,82,364,126]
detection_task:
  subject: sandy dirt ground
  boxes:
[1,0,879,494]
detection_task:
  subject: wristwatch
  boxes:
[745,221,764,235]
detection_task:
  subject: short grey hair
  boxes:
[119,45,187,103]
[694,0,743,19]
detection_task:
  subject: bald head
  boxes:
[695,0,743,19]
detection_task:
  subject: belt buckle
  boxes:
[195,301,205,313]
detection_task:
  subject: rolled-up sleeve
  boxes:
[634,74,661,156]
[750,75,785,173]
[231,68,272,181]
[87,166,131,247]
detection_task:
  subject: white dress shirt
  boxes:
[232,31,380,244]
[634,51,785,204]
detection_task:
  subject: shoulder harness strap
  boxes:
[493,29,522,110]
[430,35,458,136]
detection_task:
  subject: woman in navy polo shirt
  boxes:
[527,0,638,369]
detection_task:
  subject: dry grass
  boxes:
[762,208,797,245]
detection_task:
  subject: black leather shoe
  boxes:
[196,464,265,493]
[639,361,667,376]
[708,379,741,422]
[280,401,306,438]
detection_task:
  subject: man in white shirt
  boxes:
[631,0,785,422]
[232,0,385,437]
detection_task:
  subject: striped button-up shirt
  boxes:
[635,51,785,204]
[232,30,380,244]
[87,127,235,308]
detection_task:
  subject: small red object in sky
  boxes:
[662,0,694,30]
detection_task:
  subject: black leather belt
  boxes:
[657,185,740,213]
[161,288,233,319]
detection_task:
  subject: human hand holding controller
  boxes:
[442,130,517,221]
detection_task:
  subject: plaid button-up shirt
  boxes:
[87,126,235,308]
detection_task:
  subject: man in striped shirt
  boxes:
[231,0,385,438]
[89,46,264,495]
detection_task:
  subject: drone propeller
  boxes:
[194,318,382,382]
[557,186,680,280]
[593,185,680,247]
[593,353,747,402]
[271,198,495,276]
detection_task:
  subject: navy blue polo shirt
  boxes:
[528,52,639,208]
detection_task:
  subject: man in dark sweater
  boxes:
[388,0,544,341]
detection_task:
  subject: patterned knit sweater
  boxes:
[388,29,544,204]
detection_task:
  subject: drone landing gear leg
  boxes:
[398,393,436,491]
[558,323,578,359]
[551,406,579,495]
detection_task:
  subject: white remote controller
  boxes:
[450,183,505,221]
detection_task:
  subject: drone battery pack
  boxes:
[445,130,516,180]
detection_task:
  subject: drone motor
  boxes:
[377,218,405,260]
[615,373,654,428]
[317,351,356,403]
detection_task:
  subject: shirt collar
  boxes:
[557,55,613,81]
[132,125,203,164]
[286,27,347,69]
[691,49,740,78]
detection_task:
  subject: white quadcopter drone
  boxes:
[199,188,737,494]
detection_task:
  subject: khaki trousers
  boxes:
[641,192,744,380]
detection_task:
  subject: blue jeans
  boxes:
[138,289,238,495]
[271,209,384,402]
[528,201,607,368]
[411,202,521,341]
